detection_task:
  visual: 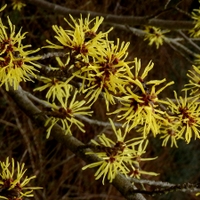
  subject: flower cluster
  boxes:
[82,119,158,184]
[0,157,41,200]
[42,15,175,142]
[110,58,174,138]
[79,39,131,110]
[155,60,200,147]
[161,91,200,144]
[44,15,132,110]
[0,5,40,91]
[46,14,112,59]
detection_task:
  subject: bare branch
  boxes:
[27,0,194,30]
[128,181,200,196]
[177,30,200,53]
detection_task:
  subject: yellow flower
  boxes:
[82,119,157,184]
[45,15,132,111]
[78,39,131,110]
[128,140,158,178]
[165,91,200,144]
[34,76,73,102]
[131,139,157,162]
[44,89,92,138]
[0,157,41,200]
[189,8,200,37]
[0,16,40,91]
[184,65,200,97]
[82,153,128,185]
[128,165,158,179]
[44,16,116,107]
[11,0,26,11]
[159,114,183,148]
[126,57,154,81]
[46,15,111,59]
[34,56,74,102]
[144,26,169,49]
[110,58,174,137]
[65,14,112,40]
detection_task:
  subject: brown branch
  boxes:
[27,0,194,30]
[6,86,146,200]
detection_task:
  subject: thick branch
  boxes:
[6,86,146,200]
[129,178,200,194]
[27,0,194,30]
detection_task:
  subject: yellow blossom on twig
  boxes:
[0,16,40,91]
[165,91,200,144]
[0,157,41,200]
[45,14,111,59]
[82,119,157,184]
[79,39,131,110]
[11,0,26,11]
[128,140,158,179]
[34,76,73,102]
[159,113,184,148]
[44,89,93,138]
[144,26,169,49]
[110,58,174,137]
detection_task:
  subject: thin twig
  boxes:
[76,115,123,128]
[37,52,67,60]
[166,38,198,58]
[177,30,200,53]
[166,40,194,64]
[25,91,123,128]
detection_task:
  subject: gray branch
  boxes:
[27,0,194,30]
